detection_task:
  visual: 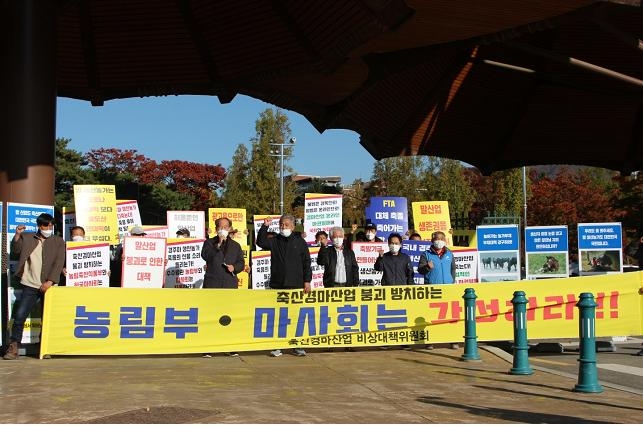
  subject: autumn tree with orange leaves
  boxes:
[82,147,225,221]
[527,167,626,249]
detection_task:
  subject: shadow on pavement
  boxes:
[416,396,612,424]
[473,385,643,412]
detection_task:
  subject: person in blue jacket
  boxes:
[418,230,458,349]
[418,231,456,285]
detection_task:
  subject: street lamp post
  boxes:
[270,138,295,216]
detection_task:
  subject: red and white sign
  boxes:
[121,236,167,288]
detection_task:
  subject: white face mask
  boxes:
[332,237,343,247]
[40,229,54,238]
[71,235,84,242]
[389,244,401,254]
[281,229,292,238]
[433,240,446,249]
[217,229,229,238]
[366,232,375,240]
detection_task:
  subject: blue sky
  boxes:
[56,95,377,185]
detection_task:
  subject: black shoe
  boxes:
[636,349,643,356]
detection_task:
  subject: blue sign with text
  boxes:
[577,223,622,250]
[476,225,520,251]
[365,197,408,240]
[525,226,568,252]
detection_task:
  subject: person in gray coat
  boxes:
[4,213,65,360]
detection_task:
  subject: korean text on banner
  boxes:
[303,193,343,245]
[116,200,142,237]
[167,210,205,239]
[411,201,452,245]
[65,242,110,287]
[121,236,167,288]
[365,197,408,241]
[73,184,119,245]
[209,208,247,244]
[164,238,206,289]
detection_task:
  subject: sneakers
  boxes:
[293,348,307,357]
[425,344,434,350]
[450,343,460,350]
[202,353,213,358]
[269,349,283,357]
[636,349,643,356]
[226,352,239,357]
[3,341,18,360]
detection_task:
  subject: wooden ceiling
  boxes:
[55,0,643,174]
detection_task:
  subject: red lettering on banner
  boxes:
[543,294,576,320]
[428,301,463,324]
[595,291,619,319]
[475,299,499,322]
[504,297,537,322]
[428,290,619,326]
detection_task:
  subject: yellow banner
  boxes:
[40,272,643,357]
[411,201,452,246]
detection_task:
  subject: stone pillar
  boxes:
[0,0,57,206]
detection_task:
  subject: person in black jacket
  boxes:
[201,217,245,289]
[257,214,311,357]
[374,233,414,285]
[317,226,359,287]
[257,214,312,292]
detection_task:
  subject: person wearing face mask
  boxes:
[317,227,359,288]
[418,231,456,285]
[4,213,65,360]
[201,217,245,289]
[257,214,312,357]
[374,233,414,286]
[363,223,383,243]
[418,230,458,350]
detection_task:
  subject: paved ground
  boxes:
[1,345,642,424]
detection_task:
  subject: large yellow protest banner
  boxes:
[40,272,643,357]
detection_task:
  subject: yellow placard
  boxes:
[412,201,453,246]
[208,208,247,244]
[73,184,119,244]
[40,272,643,357]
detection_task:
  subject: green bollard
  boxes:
[460,288,481,361]
[573,292,603,393]
[509,291,534,375]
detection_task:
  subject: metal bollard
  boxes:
[460,287,481,361]
[573,292,603,393]
[509,291,533,375]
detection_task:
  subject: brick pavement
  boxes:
[1,346,642,424]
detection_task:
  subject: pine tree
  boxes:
[221,144,252,208]
[247,108,295,217]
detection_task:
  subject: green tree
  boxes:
[54,138,96,210]
[342,179,367,227]
[490,168,525,219]
[221,144,253,208]
[246,108,295,216]
[434,158,476,218]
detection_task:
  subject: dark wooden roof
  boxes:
[55,0,643,174]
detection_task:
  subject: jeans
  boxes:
[10,286,42,343]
